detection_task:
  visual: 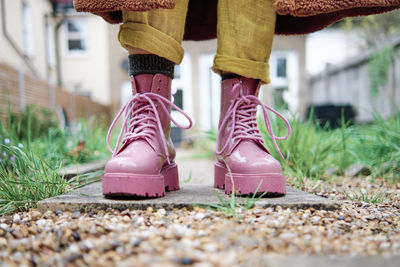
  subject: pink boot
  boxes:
[103,74,192,198]
[215,77,291,195]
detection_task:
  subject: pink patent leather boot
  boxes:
[103,74,192,198]
[215,77,291,195]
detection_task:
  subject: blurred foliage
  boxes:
[367,46,394,97]
[1,105,111,168]
[339,10,400,49]
[6,105,59,141]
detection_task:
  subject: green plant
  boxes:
[340,11,400,48]
[0,145,100,215]
[259,114,353,179]
[197,182,267,219]
[344,189,386,204]
[184,171,192,183]
[191,130,216,160]
[368,46,394,97]
[350,112,400,182]
[6,104,59,141]
[1,104,112,168]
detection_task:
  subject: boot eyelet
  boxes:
[159,79,162,83]
[157,88,161,91]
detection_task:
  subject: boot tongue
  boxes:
[234,77,259,97]
[132,74,154,94]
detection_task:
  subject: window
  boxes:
[276,57,287,78]
[65,18,88,54]
[22,2,34,56]
[173,88,184,110]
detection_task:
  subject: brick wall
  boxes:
[0,62,110,124]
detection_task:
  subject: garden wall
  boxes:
[308,36,400,123]
[0,62,110,124]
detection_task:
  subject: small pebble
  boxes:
[12,214,20,223]
[71,211,81,219]
[31,211,42,220]
[0,176,398,266]
[177,257,195,265]
[72,231,81,241]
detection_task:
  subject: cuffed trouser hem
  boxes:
[212,54,270,84]
[118,22,184,65]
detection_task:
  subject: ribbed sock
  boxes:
[221,73,243,80]
[128,54,174,79]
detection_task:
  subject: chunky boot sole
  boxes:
[102,163,179,198]
[214,162,286,195]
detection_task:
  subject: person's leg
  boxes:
[103,0,192,198]
[118,0,188,64]
[213,0,291,196]
[212,0,276,84]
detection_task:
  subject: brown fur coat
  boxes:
[73,0,400,39]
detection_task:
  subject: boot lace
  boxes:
[106,92,192,164]
[216,82,291,159]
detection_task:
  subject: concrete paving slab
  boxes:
[37,183,339,213]
[58,159,107,179]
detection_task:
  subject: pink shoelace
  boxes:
[106,92,192,164]
[216,82,291,159]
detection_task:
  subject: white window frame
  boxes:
[171,53,193,128]
[63,17,89,57]
[199,53,221,131]
[45,22,56,67]
[269,51,300,113]
[22,1,35,57]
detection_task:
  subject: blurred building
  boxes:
[305,28,400,123]
[0,0,110,122]
[0,0,110,104]
[1,0,307,136]
[307,35,400,123]
[0,0,54,81]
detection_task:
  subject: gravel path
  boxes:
[0,177,399,266]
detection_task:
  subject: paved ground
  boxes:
[175,148,215,185]
[37,184,338,213]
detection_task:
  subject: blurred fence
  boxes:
[308,36,400,123]
[0,62,110,125]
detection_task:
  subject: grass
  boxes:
[0,145,101,214]
[1,104,112,168]
[258,111,400,186]
[344,189,386,204]
[0,105,111,214]
[28,118,111,167]
[197,182,267,219]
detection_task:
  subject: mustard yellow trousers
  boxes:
[118,0,276,84]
